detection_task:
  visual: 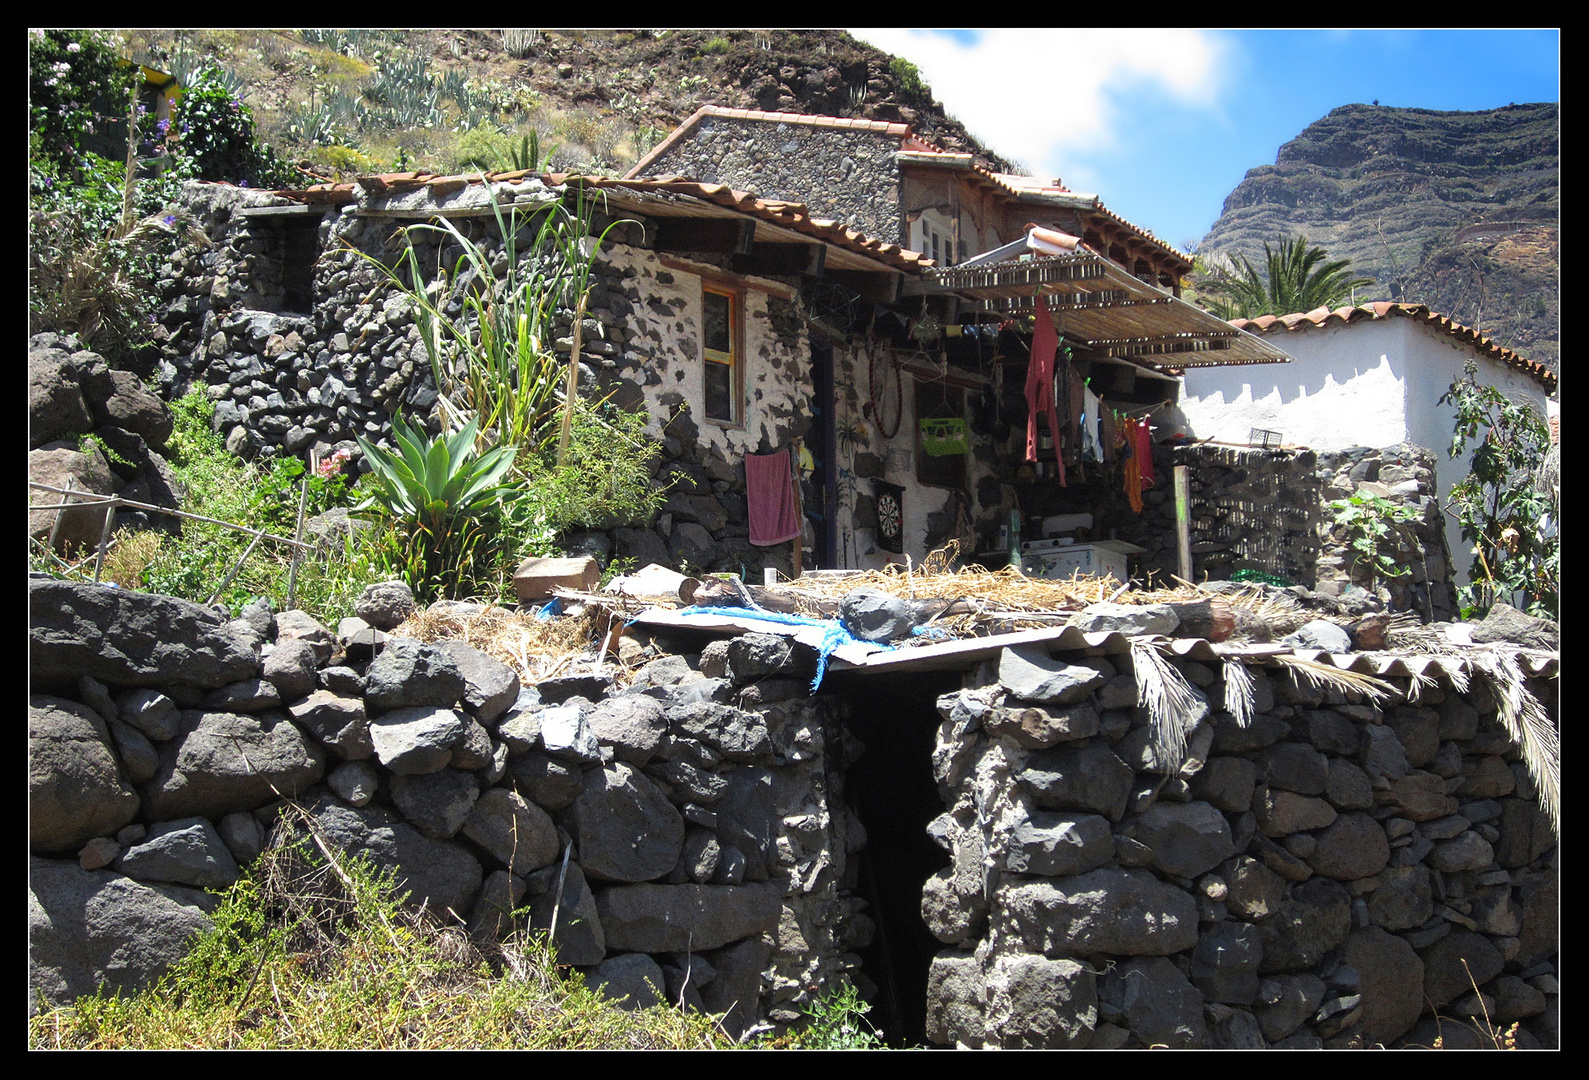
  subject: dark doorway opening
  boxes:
[808,337,839,568]
[832,669,959,1047]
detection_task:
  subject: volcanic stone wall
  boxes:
[920,642,1558,1048]
[1118,442,1453,620]
[28,578,870,1034]
[638,114,905,241]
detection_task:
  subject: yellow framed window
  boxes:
[702,285,742,424]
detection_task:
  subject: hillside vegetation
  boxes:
[112,28,1009,181]
[1200,102,1558,370]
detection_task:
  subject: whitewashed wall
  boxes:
[1178,317,1552,587]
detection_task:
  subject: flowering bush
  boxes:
[173,68,298,188]
[28,29,132,177]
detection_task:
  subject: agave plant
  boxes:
[355,414,522,600]
[355,413,520,534]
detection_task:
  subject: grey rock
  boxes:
[434,640,520,724]
[508,752,583,811]
[985,953,1098,1048]
[1020,741,1135,821]
[117,817,240,889]
[327,760,380,806]
[106,718,159,784]
[1469,603,1558,649]
[571,762,684,882]
[726,632,816,683]
[1344,927,1425,1044]
[273,609,337,666]
[1070,602,1179,636]
[1004,811,1114,877]
[466,869,526,943]
[525,861,604,965]
[31,580,258,689]
[116,688,180,741]
[219,811,266,865]
[1255,974,1326,1042]
[141,710,324,820]
[997,870,1199,956]
[595,882,783,952]
[538,703,602,765]
[1258,877,1352,973]
[460,787,559,875]
[925,951,985,1046]
[997,645,1108,704]
[1118,800,1234,879]
[587,953,666,1010]
[1281,619,1353,652]
[354,580,416,631]
[1420,931,1504,1009]
[700,936,772,1041]
[390,770,480,839]
[1308,812,1390,880]
[364,638,465,712]
[307,800,482,919]
[984,700,1100,748]
[1223,854,1288,922]
[28,857,216,1015]
[287,690,371,759]
[367,706,466,775]
[1191,921,1263,1004]
[664,701,773,762]
[1101,956,1206,1047]
[262,637,319,703]
[839,587,923,642]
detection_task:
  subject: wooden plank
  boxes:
[736,241,825,277]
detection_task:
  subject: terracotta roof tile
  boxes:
[1230,303,1556,393]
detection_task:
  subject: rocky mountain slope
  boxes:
[1199,103,1559,371]
[117,29,1010,178]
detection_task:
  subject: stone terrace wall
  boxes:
[28,578,869,1034]
[921,642,1558,1048]
[1120,442,1453,621]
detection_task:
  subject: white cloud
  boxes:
[850,28,1229,183]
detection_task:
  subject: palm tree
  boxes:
[1197,235,1375,320]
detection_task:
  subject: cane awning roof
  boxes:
[919,250,1294,372]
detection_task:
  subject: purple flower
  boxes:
[162,214,177,226]
[239,180,248,188]
[156,118,170,136]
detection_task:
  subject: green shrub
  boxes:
[174,68,298,187]
[28,28,134,178]
[699,36,731,56]
[889,57,929,103]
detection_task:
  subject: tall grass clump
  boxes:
[29,805,732,1050]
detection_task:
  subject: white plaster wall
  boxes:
[1180,317,1551,587]
[600,244,810,461]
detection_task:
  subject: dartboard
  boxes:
[875,481,904,553]
[878,492,901,537]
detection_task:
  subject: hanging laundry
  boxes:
[1081,385,1103,464]
[1067,358,1087,483]
[746,450,802,546]
[1121,418,1144,514]
[1024,297,1066,485]
[1132,418,1156,487]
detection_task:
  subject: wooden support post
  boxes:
[1174,464,1192,583]
[790,439,804,576]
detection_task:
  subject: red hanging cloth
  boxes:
[1024,296,1066,486]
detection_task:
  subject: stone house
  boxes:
[1173,302,1558,589]
[624,106,1289,575]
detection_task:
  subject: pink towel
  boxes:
[746,450,801,546]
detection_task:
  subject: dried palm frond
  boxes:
[1131,640,1202,774]
[1403,669,1440,704]
[1270,654,1397,704]
[1222,658,1256,729]
[1471,650,1560,837]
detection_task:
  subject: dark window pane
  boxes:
[703,290,731,353]
[705,358,733,421]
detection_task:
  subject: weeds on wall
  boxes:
[29,805,731,1050]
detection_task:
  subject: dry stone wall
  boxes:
[28,577,869,1034]
[1119,442,1454,621]
[920,641,1558,1048]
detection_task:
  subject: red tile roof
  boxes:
[1231,302,1556,393]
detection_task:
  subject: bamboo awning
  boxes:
[914,251,1295,372]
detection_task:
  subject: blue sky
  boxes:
[849,29,1560,251]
